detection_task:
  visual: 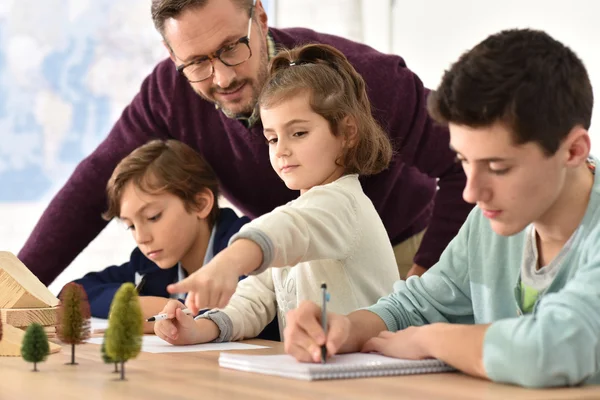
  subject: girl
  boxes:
[155,44,400,345]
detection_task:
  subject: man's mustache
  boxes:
[210,80,248,95]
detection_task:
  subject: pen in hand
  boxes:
[146,308,193,322]
[321,283,329,364]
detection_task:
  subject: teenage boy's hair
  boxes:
[259,44,393,175]
[428,28,593,155]
[103,140,220,226]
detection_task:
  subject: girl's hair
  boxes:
[103,140,220,226]
[258,44,393,175]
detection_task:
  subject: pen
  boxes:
[146,308,193,322]
[321,283,328,364]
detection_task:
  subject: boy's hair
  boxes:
[151,0,253,37]
[428,28,593,155]
[103,140,220,226]
[258,44,393,175]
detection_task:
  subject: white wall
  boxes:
[276,0,394,52]
[277,0,363,41]
[391,0,599,147]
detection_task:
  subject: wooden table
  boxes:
[1,339,599,400]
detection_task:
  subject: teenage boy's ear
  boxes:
[341,115,358,148]
[193,188,215,220]
[562,125,591,167]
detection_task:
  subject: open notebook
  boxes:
[219,352,455,381]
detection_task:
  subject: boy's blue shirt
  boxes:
[72,207,280,340]
[367,157,600,387]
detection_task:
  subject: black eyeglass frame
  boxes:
[176,1,257,83]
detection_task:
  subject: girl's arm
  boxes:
[168,183,360,310]
[230,183,360,275]
[197,269,277,342]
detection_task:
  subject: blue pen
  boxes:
[321,283,328,364]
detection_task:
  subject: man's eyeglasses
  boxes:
[176,2,256,83]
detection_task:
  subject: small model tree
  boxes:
[58,282,91,365]
[105,283,143,380]
[21,323,50,372]
[101,332,119,373]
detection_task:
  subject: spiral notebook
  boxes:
[218,352,455,381]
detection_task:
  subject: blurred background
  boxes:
[0,0,598,294]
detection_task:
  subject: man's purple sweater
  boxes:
[19,28,473,285]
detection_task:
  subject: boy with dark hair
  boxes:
[282,29,599,388]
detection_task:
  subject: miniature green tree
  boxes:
[21,323,50,372]
[58,282,91,365]
[101,332,119,373]
[105,283,143,380]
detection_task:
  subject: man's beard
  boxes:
[192,41,270,119]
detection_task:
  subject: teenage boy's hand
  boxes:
[361,327,430,359]
[154,300,219,345]
[167,239,263,313]
[284,301,351,363]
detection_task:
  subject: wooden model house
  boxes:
[0,251,61,356]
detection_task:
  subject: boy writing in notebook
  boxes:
[153,43,400,344]
[67,140,279,338]
[284,29,600,388]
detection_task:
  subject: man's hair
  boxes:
[428,28,593,155]
[103,140,220,226]
[259,44,393,175]
[151,0,254,37]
